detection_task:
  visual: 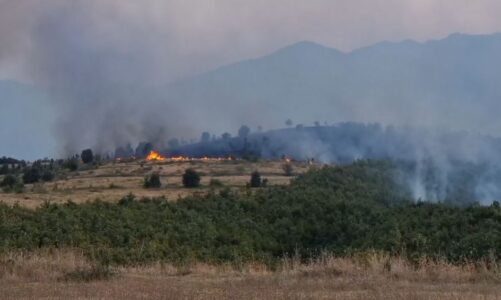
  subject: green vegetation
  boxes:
[282,163,293,176]
[209,178,224,187]
[1,160,501,268]
[143,173,161,188]
[182,168,201,188]
[0,174,24,193]
[250,171,262,187]
[81,149,94,164]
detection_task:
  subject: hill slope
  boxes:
[164,33,501,135]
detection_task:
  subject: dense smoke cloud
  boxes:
[2,0,501,155]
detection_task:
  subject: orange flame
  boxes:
[145,151,236,162]
[146,150,167,161]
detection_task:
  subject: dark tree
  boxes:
[0,164,9,175]
[238,125,250,139]
[81,149,94,164]
[200,132,211,143]
[41,170,55,182]
[0,174,18,188]
[285,119,293,127]
[183,168,201,188]
[63,159,79,171]
[144,173,161,188]
[250,171,262,188]
[222,132,231,140]
[22,167,40,184]
[283,163,294,176]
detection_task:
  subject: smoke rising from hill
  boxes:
[2,1,501,155]
[2,1,501,204]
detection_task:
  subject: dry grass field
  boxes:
[2,250,501,300]
[0,159,311,208]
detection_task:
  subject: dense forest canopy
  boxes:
[2,160,501,267]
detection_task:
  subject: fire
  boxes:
[144,151,236,163]
[146,150,167,161]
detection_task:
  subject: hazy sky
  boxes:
[2,0,501,159]
[2,0,501,82]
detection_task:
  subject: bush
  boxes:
[250,171,262,187]
[283,163,294,176]
[1,174,18,188]
[22,167,40,184]
[144,173,161,188]
[183,168,201,188]
[209,178,224,187]
[81,149,94,164]
[63,159,79,171]
[0,164,9,175]
[41,170,55,182]
[1,175,24,193]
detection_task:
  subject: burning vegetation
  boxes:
[146,150,166,161]
[144,150,236,163]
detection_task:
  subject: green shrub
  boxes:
[183,168,201,188]
[81,149,94,164]
[63,159,79,171]
[41,170,55,182]
[1,160,501,267]
[250,171,262,187]
[144,173,161,188]
[1,174,18,188]
[22,167,40,184]
[283,163,294,176]
[209,178,224,187]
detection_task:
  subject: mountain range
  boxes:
[3,32,501,159]
[164,32,501,134]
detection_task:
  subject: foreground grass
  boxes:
[1,250,501,300]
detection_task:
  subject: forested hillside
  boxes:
[2,160,501,267]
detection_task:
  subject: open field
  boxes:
[2,250,501,300]
[0,159,311,208]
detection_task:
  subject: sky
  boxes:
[2,0,501,159]
[2,0,501,82]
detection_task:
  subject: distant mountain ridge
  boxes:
[164,32,501,136]
[3,32,501,159]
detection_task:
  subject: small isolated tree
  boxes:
[183,168,201,188]
[238,125,250,139]
[283,163,294,176]
[144,172,161,188]
[250,171,262,188]
[285,119,293,127]
[200,132,211,143]
[81,149,94,164]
